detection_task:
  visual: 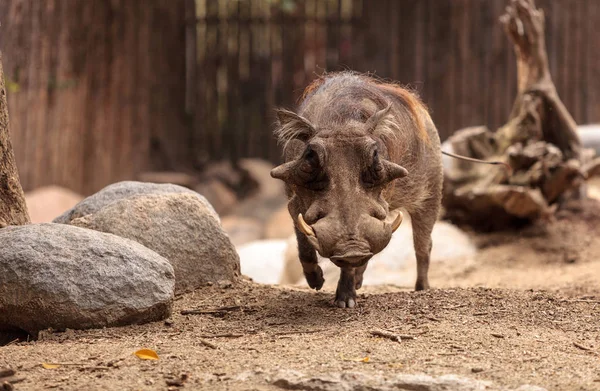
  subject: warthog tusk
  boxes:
[297,213,315,236]
[391,211,403,232]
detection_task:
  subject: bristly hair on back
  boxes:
[373,80,430,144]
[274,71,431,149]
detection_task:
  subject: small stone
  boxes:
[471,367,484,373]
[164,319,174,326]
[217,280,233,289]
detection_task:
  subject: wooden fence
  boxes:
[1,0,598,194]
[191,0,600,164]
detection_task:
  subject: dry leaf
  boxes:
[339,353,370,363]
[42,363,60,369]
[135,349,159,360]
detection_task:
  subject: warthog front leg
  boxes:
[335,267,356,308]
[354,263,368,290]
[295,227,324,290]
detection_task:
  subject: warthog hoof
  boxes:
[304,266,324,290]
[334,288,357,309]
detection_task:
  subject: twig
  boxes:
[274,329,326,336]
[443,304,468,310]
[521,356,547,362]
[180,305,242,315]
[3,377,26,386]
[42,363,87,367]
[491,333,505,339]
[199,333,245,338]
[199,338,218,349]
[4,339,19,347]
[573,342,597,353]
[79,366,111,371]
[561,299,600,304]
[0,369,15,379]
[370,329,415,342]
[473,312,489,316]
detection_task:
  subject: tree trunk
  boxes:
[0,0,190,195]
[442,0,596,231]
[0,53,30,227]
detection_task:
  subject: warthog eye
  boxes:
[297,146,328,191]
[362,148,384,188]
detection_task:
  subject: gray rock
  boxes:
[70,193,240,294]
[0,224,174,335]
[271,370,547,391]
[53,181,218,224]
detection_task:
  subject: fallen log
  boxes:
[442,0,597,231]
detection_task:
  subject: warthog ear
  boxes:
[274,108,316,146]
[272,108,319,184]
[365,103,393,133]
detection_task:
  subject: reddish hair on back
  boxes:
[298,72,430,143]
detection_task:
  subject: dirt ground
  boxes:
[2,200,600,391]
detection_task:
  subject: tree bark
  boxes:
[0,53,30,227]
[442,0,594,231]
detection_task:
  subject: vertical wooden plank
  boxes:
[185,0,196,115]
[224,0,239,163]
[325,0,340,72]
[350,0,365,73]
[587,0,600,124]
[269,0,284,161]
[194,0,208,164]
[424,0,453,138]
[204,0,219,162]
[362,0,389,78]
[390,0,418,87]
[236,0,251,159]
[314,0,327,74]
[338,0,353,67]
[414,0,426,89]
[572,0,583,123]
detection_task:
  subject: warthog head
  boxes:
[270,104,406,268]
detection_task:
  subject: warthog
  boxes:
[270,72,443,308]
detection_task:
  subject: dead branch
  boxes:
[442,0,591,230]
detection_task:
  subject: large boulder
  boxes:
[70,193,240,294]
[25,186,84,223]
[53,181,218,224]
[0,224,174,335]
